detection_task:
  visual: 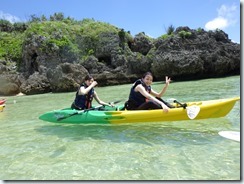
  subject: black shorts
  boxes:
[71,102,83,110]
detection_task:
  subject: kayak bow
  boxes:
[0,104,5,112]
[0,99,6,105]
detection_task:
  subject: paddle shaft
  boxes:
[57,100,121,121]
[57,106,101,121]
[173,100,187,109]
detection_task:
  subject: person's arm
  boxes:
[93,91,113,107]
[78,81,97,95]
[135,85,169,112]
[151,76,171,98]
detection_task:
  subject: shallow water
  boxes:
[0,76,240,180]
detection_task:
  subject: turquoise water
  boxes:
[0,76,240,180]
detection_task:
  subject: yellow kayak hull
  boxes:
[107,97,240,124]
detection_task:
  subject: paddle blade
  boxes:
[186,105,200,119]
[218,131,240,142]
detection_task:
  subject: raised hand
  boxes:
[91,81,98,87]
[165,76,171,85]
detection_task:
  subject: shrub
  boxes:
[166,24,175,35]
[197,27,203,33]
[0,32,23,63]
[178,30,192,39]
[160,34,170,39]
[0,19,13,32]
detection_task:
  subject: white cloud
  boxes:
[205,4,238,30]
[205,17,228,30]
[0,11,21,23]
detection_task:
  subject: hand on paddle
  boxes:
[105,102,114,107]
[161,103,169,113]
[106,100,122,107]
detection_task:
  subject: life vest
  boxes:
[73,83,94,109]
[128,79,151,107]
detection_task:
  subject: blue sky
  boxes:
[0,0,241,43]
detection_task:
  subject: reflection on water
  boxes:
[35,118,234,146]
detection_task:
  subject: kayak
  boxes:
[0,99,6,105]
[0,104,5,112]
[39,97,240,124]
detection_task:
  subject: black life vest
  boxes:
[128,79,151,107]
[73,83,94,109]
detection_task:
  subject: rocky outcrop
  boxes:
[46,63,88,92]
[149,27,240,80]
[18,63,89,95]
[0,25,240,96]
[0,74,21,95]
[20,72,51,95]
[0,61,23,95]
[130,32,153,55]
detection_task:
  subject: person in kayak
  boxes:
[125,72,174,112]
[71,74,112,110]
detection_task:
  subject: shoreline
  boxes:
[0,92,25,99]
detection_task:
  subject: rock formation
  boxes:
[0,22,240,95]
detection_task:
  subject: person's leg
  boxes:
[137,100,161,110]
[126,99,138,110]
[156,97,175,108]
[71,102,83,110]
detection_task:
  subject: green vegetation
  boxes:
[0,12,209,69]
[0,32,23,64]
[166,24,175,35]
[197,27,203,33]
[160,24,175,39]
[160,34,171,39]
[178,30,192,39]
[23,21,80,61]
[0,13,125,67]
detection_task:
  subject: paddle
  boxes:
[57,100,121,121]
[185,105,200,119]
[218,131,240,142]
[169,99,200,120]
